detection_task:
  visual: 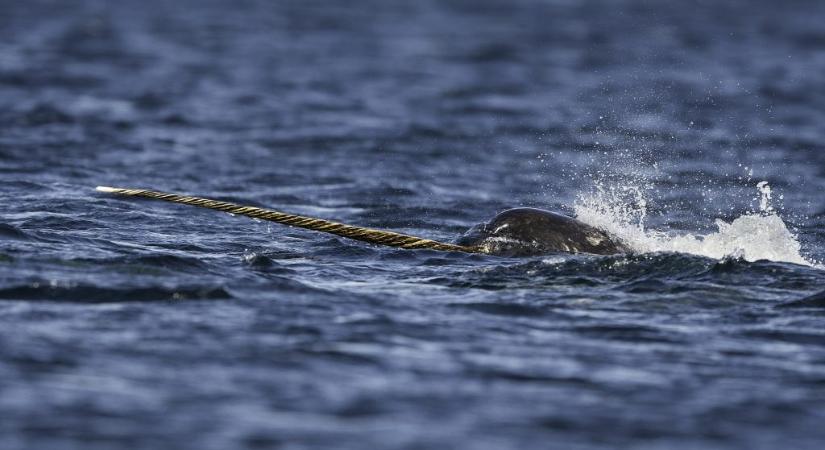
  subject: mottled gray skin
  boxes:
[456,208,631,256]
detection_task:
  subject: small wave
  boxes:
[15,103,74,126]
[0,223,33,241]
[448,301,549,317]
[243,252,276,268]
[777,290,825,309]
[123,254,210,272]
[739,329,825,345]
[441,252,817,296]
[241,251,299,275]
[66,254,211,274]
[0,283,231,303]
[21,216,103,231]
[574,181,813,266]
[441,253,694,290]
[573,324,686,344]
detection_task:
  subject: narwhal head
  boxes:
[456,208,630,256]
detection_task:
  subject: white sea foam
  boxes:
[573,181,812,266]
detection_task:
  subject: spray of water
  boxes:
[573,180,811,266]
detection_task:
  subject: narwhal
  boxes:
[95,186,630,256]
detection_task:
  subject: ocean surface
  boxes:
[3,1,825,449]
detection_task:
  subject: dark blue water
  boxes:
[3,1,825,449]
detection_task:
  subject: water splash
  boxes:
[573,181,811,266]
[756,181,773,213]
